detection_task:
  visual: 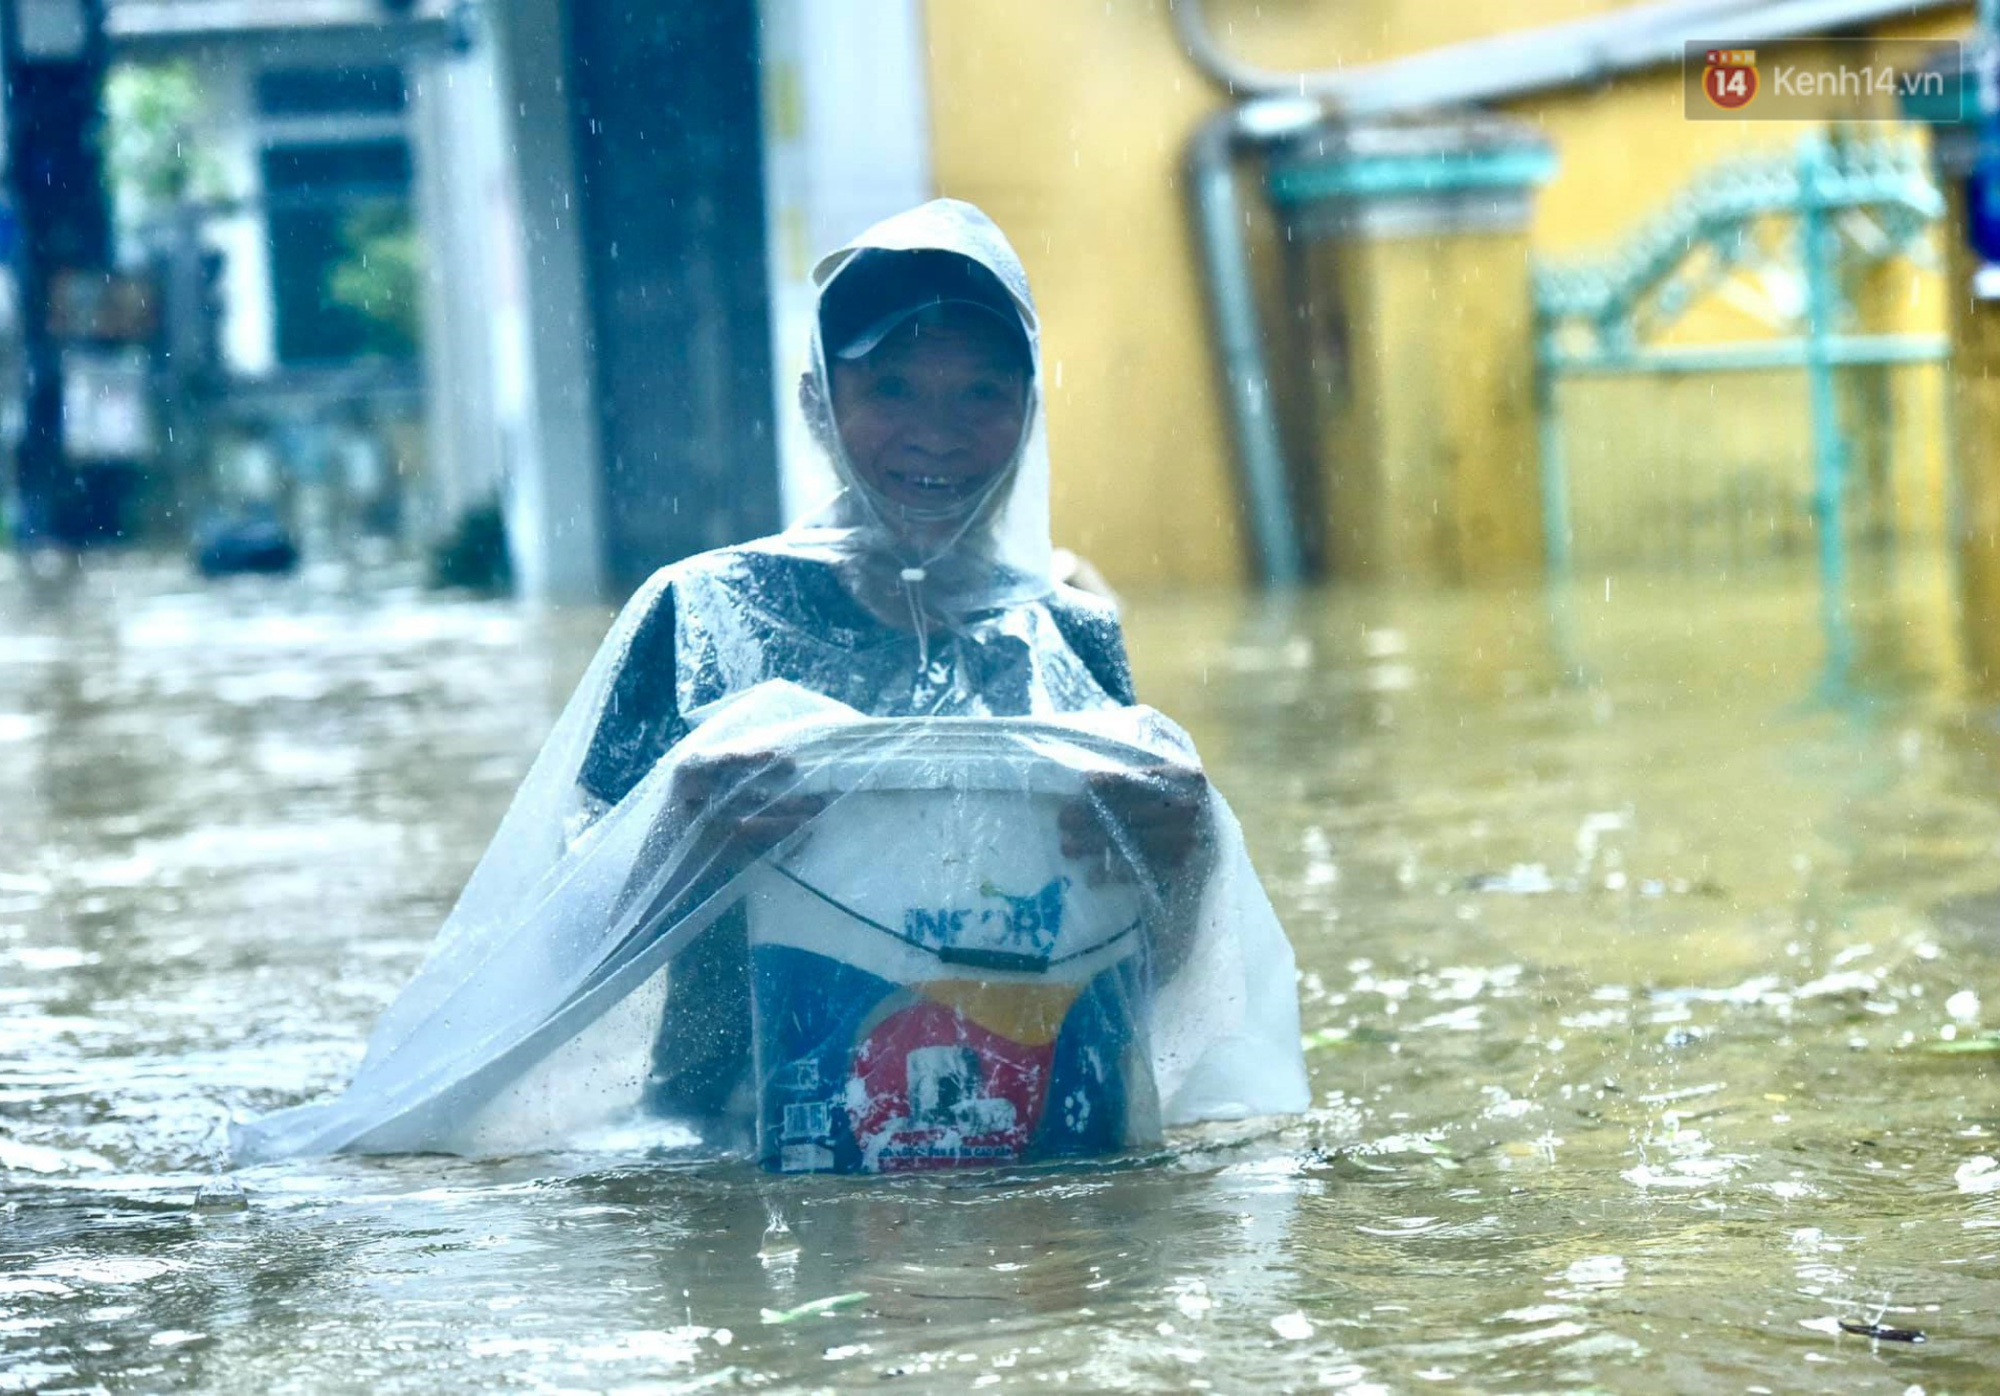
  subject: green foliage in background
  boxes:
[329,200,423,358]
[103,61,225,221]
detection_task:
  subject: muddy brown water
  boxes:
[3,554,1998,1392]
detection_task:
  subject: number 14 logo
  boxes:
[1704,50,1759,110]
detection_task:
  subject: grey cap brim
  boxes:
[831,296,1023,361]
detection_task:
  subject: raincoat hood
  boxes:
[797,199,1054,622]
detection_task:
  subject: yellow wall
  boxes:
[920,0,1975,589]
[1309,227,1544,582]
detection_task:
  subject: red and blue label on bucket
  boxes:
[749,869,1148,1173]
[753,947,1141,1172]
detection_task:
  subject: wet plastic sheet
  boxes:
[233,682,1307,1166]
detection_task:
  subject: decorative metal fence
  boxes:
[1533,132,1948,613]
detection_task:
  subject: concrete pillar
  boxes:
[482,0,607,603]
[408,40,506,545]
[563,0,778,597]
[1904,42,2000,691]
[1268,116,1554,585]
[1933,123,2000,691]
[1945,181,2000,692]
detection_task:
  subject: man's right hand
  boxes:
[671,751,827,862]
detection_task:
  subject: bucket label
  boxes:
[849,982,1076,1169]
[901,876,1071,959]
[751,945,1142,1173]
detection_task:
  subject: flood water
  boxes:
[4,551,1999,1392]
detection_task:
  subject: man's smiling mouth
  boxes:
[888,470,978,495]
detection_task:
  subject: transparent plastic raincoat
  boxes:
[234,199,1308,1172]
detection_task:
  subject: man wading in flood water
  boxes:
[233,199,1308,1170]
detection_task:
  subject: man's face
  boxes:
[827,306,1031,518]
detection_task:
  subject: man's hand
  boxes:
[672,750,827,862]
[1058,765,1208,886]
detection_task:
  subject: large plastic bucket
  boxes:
[743,722,1163,1173]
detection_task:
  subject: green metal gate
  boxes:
[1534,132,1947,659]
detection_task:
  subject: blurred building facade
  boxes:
[491,0,1977,598]
[46,0,454,562]
[917,0,1973,589]
[34,0,1987,603]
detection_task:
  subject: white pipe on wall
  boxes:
[1173,0,1965,114]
